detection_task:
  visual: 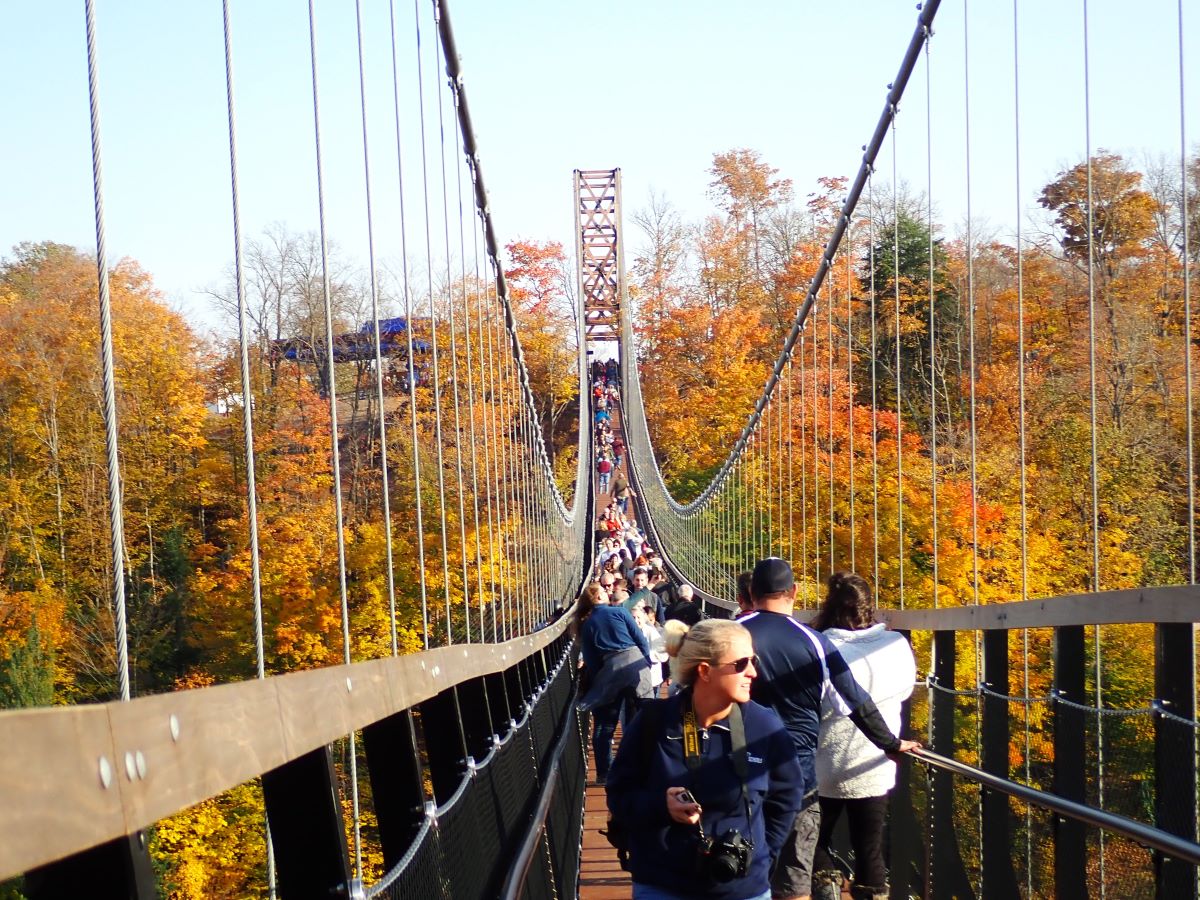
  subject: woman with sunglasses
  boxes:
[606,619,803,900]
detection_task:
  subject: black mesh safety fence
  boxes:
[363,645,583,900]
[523,707,587,900]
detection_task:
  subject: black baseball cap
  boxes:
[751,557,794,597]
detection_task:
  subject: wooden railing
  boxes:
[0,615,573,884]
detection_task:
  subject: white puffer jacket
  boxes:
[815,623,916,799]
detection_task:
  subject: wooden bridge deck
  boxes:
[579,737,632,899]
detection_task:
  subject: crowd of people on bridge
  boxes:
[576,553,918,900]
[572,354,919,899]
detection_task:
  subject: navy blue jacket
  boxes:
[740,610,899,796]
[606,691,803,899]
[581,604,648,673]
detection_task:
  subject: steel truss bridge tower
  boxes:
[573,168,624,344]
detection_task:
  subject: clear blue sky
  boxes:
[1,1,1195,335]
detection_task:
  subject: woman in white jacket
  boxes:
[810,572,916,900]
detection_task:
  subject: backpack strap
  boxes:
[728,702,748,780]
[728,704,753,824]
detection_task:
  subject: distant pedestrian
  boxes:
[598,454,613,494]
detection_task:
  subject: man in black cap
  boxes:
[740,557,919,900]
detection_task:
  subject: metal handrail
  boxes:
[908,748,1200,867]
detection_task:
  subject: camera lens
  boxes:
[709,853,740,883]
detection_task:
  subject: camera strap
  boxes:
[682,702,753,827]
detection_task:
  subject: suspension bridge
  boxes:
[1,0,1199,897]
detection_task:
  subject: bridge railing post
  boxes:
[1053,624,1088,900]
[927,629,976,900]
[486,669,513,737]
[261,744,353,899]
[1154,622,1197,898]
[981,628,1020,896]
[458,675,495,763]
[420,686,470,805]
[23,832,157,900]
[363,709,428,871]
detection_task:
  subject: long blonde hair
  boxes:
[663,619,751,688]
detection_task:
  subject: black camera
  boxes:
[696,828,753,883]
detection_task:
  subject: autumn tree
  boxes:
[504,239,580,470]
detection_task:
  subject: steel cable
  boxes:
[219,5,276,892]
[800,331,809,604]
[846,243,855,569]
[870,174,881,594]
[926,32,939,610]
[1084,1,1108,888]
[386,0,431,649]
[1182,0,1196,586]
[82,0,131,704]
[892,110,905,609]
[454,109,487,640]
[1012,2,1033,885]
[827,274,835,573]
[353,0,401,658]
[413,0,454,646]
[434,20,472,642]
[305,0,361,873]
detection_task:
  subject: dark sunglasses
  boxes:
[713,655,757,674]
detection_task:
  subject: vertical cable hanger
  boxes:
[847,231,856,570]
[800,330,809,605]
[305,0,361,874]
[492,281,519,635]
[220,5,277,893]
[1082,1,1107,887]
[481,252,508,639]
[413,0,454,645]
[964,0,981,615]
[827,266,835,574]
[493,303,515,632]
[926,26,939,610]
[469,213,494,640]
[353,0,400,657]
[82,0,132,703]
[753,426,762,562]
[765,396,773,555]
[1175,6,1199,828]
[434,21,472,642]
[220,0,266,681]
[388,0,430,649]
[779,360,786,559]
[1012,0,1034,889]
[870,173,881,594]
[892,108,905,609]
[454,108,487,640]
[1177,0,1195,586]
[814,297,822,592]
[963,4,984,886]
[787,357,795,573]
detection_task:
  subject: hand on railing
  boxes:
[886,738,923,762]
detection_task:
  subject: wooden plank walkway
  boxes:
[579,738,632,899]
[582,391,634,898]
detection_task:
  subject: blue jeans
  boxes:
[591,691,636,778]
[633,885,770,900]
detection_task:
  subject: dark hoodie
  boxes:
[605,690,802,899]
